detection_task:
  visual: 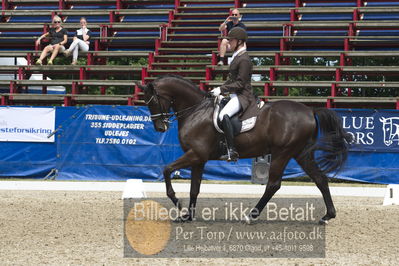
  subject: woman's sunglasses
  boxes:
[232,14,239,16]
[53,21,61,23]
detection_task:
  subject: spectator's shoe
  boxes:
[71,61,77,65]
[35,59,42,65]
[48,60,53,65]
[64,50,71,57]
[217,60,224,66]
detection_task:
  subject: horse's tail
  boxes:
[311,108,353,175]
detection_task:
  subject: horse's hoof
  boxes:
[319,218,329,225]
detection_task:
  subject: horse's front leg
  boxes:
[163,149,203,215]
[180,164,204,222]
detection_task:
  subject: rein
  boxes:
[146,88,206,124]
[171,100,206,121]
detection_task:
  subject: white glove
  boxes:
[210,87,221,96]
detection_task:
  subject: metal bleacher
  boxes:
[0,0,398,108]
[0,0,174,105]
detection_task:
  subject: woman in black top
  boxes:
[35,15,68,65]
[64,17,91,65]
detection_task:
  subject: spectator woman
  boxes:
[35,15,68,65]
[64,17,91,65]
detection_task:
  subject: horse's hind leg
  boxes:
[247,152,291,221]
[296,154,336,224]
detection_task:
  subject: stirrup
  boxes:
[220,149,239,162]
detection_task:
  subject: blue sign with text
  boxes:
[0,106,397,184]
[339,109,399,152]
[55,106,251,181]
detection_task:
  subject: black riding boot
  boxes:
[220,115,239,161]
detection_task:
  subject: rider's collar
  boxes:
[231,46,247,62]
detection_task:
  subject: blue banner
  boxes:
[0,106,398,184]
[56,106,167,180]
[0,106,57,178]
[55,105,251,181]
[339,109,399,152]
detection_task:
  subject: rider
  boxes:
[210,27,253,161]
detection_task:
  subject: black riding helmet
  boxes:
[226,27,248,42]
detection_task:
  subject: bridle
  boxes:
[145,87,206,125]
[145,89,174,124]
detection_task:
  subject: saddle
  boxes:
[213,95,265,136]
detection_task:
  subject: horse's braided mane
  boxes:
[154,74,202,92]
[153,74,212,111]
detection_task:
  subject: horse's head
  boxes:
[139,75,206,132]
[141,82,172,132]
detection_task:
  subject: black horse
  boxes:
[139,75,351,224]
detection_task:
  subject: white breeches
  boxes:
[219,93,241,121]
[68,39,89,61]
